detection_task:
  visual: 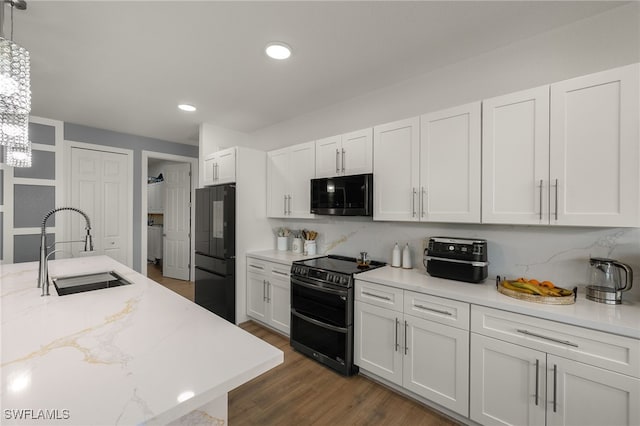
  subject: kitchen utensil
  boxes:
[586,257,633,304]
[357,251,370,268]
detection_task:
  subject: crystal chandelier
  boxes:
[0,0,31,168]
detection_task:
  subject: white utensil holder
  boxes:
[277,236,288,251]
[304,240,316,256]
[292,238,303,254]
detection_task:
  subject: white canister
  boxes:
[402,243,412,269]
[304,240,317,256]
[277,236,288,251]
[391,243,401,267]
[292,238,303,254]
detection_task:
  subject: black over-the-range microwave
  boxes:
[310,173,373,216]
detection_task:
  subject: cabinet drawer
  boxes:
[269,263,291,280]
[246,258,268,274]
[471,305,640,377]
[404,290,470,331]
[355,280,403,311]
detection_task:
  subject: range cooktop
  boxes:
[294,254,385,275]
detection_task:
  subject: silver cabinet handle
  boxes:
[535,359,540,406]
[421,187,426,218]
[516,329,579,347]
[272,270,288,277]
[287,195,292,215]
[263,279,267,301]
[538,179,543,221]
[395,318,399,352]
[413,304,452,316]
[341,148,345,173]
[283,195,287,215]
[553,364,558,413]
[266,281,271,303]
[412,188,417,217]
[404,320,408,355]
[362,291,391,301]
[249,264,264,270]
[336,148,340,173]
[552,178,559,221]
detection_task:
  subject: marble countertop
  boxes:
[1,256,283,425]
[357,266,640,339]
[246,249,324,265]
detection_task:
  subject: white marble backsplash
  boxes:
[269,218,640,301]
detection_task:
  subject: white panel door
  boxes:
[266,148,289,218]
[70,147,129,266]
[288,141,315,218]
[163,163,191,281]
[420,102,481,223]
[546,355,640,426]
[470,334,546,426]
[341,128,373,176]
[482,86,550,224]
[354,301,403,385]
[404,315,469,416]
[550,63,639,227]
[315,135,341,178]
[373,117,420,221]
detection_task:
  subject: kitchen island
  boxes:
[1,256,283,425]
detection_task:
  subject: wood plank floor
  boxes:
[147,262,194,301]
[229,321,460,426]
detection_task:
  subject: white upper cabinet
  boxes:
[373,117,420,221]
[267,141,315,219]
[420,102,481,223]
[550,63,639,227]
[315,128,373,178]
[147,181,164,214]
[204,147,236,186]
[482,86,550,225]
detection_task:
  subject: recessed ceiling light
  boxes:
[178,104,196,112]
[265,42,292,60]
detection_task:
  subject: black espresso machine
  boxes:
[424,237,488,283]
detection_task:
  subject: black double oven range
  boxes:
[290,255,384,376]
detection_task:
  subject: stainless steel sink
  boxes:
[52,271,132,296]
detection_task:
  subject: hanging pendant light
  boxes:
[0,0,31,168]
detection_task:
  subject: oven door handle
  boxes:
[291,309,348,333]
[291,277,348,297]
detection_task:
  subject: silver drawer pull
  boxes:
[413,304,453,316]
[516,329,579,348]
[249,264,264,270]
[362,291,391,301]
[272,270,289,277]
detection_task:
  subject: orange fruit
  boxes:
[528,279,540,285]
[540,280,555,288]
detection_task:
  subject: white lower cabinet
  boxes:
[354,281,469,417]
[470,306,640,426]
[246,258,291,335]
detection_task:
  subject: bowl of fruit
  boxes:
[496,275,577,305]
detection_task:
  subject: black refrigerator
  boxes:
[194,184,236,323]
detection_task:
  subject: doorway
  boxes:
[141,151,198,283]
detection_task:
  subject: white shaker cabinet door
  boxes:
[267,274,291,335]
[288,141,316,218]
[482,86,550,225]
[550,63,639,227]
[546,355,640,426]
[373,117,420,221]
[420,102,481,223]
[403,314,469,417]
[214,147,236,184]
[266,148,289,218]
[354,301,403,386]
[203,156,215,186]
[470,333,546,426]
[315,135,341,178]
[246,271,268,322]
[341,127,373,176]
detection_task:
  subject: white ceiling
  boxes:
[14,1,626,146]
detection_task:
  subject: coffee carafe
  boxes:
[586,257,633,304]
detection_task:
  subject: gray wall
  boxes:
[64,123,198,272]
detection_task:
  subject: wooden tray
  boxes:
[495,276,577,305]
